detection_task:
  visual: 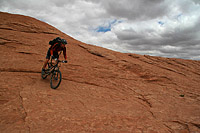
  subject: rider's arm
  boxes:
[63,47,67,60]
[50,48,53,56]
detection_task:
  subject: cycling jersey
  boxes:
[46,43,67,60]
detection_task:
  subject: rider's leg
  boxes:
[42,59,49,70]
[42,48,51,70]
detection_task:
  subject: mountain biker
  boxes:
[42,37,67,74]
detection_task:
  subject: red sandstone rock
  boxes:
[0,12,200,132]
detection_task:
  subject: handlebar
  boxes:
[54,58,67,63]
[60,60,68,63]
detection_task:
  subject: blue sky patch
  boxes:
[176,13,183,21]
[158,21,164,26]
[96,19,119,33]
[96,26,111,32]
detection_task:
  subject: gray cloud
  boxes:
[192,0,200,4]
[115,29,143,40]
[104,0,168,20]
[0,0,200,60]
[86,0,169,20]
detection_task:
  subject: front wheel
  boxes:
[50,70,62,89]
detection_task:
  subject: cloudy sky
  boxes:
[0,0,200,60]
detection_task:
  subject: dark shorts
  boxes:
[46,48,59,59]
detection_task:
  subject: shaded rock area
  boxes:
[0,12,200,132]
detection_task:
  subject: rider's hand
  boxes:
[63,60,68,63]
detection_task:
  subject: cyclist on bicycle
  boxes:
[42,37,68,74]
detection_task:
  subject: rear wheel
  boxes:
[50,70,62,89]
[42,63,51,79]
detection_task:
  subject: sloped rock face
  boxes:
[0,12,200,132]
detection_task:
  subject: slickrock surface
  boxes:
[0,12,200,132]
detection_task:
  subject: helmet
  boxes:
[61,39,67,45]
[55,37,61,42]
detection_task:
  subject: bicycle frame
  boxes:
[46,58,60,75]
[41,55,67,89]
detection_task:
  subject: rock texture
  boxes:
[0,12,200,133]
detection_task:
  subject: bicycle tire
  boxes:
[41,63,51,79]
[50,70,62,89]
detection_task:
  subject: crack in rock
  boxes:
[191,123,200,129]
[0,27,58,35]
[19,91,30,133]
[172,121,190,132]
[78,44,104,58]
[163,124,173,133]
[18,52,34,55]
[62,78,115,90]
[0,68,41,74]
[137,96,152,108]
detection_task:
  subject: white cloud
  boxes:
[0,0,200,60]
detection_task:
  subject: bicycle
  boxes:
[41,58,67,89]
